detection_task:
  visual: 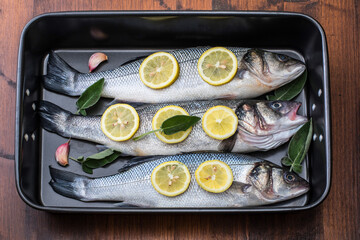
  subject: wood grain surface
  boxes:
[0,0,359,239]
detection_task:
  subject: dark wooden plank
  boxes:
[318,0,360,238]
[0,0,359,239]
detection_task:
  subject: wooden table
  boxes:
[0,0,359,239]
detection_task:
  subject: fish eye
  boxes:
[276,54,289,62]
[284,172,296,183]
[271,102,282,109]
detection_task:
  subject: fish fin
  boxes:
[120,55,148,66]
[231,181,252,194]
[218,130,238,152]
[113,202,140,208]
[38,101,72,138]
[49,166,90,201]
[106,99,147,108]
[43,51,80,96]
[118,156,163,173]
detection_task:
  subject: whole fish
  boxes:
[39,99,307,156]
[43,47,305,103]
[49,153,309,208]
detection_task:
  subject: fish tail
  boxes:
[38,101,72,138]
[43,52,80,96]
[49,166,90,201]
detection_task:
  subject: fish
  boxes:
[43,47,306,103]
[49,153,310,208]
[38,99,307,156]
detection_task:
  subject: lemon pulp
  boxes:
[202,105,238,140]
[100,104,140,141]
[195,160,233,193]
[197,47,238,86]
[151,161,191,197]
[139,52,179,89]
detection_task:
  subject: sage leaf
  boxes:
[69,156,84,163]
[84,151,121,169]
[282,118,313,174]
[79,109,87,116]
[133,115,201,141]
[266,70,307,101]
[292,164,303,174]
[71,149,121,174]
[281,156,292,167]
[76,78,104,115]
[133,129,162,141]
[161,115,201,135]
[85,148,114,160]
[82,164,93,174]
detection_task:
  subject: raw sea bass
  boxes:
[39,99,307,156]
[43,47,305,103]
[49,153,310,208]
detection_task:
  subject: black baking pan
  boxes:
[15,11,330,213]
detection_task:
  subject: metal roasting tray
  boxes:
[15,11,331,213]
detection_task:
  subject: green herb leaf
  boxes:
[79,109,87,116]
[85,148,114,160]
[133,129,162,141]
[288,118,313,165]
[76,78,104,115]
[292,164,303,174]
[281,156,292,167]
[281,118,313,174]
[82,164,93,174]
[69,156,84,163]
[133,115,201,141]
[161,115,201,135]
[84,151,121,169]
[71,149,121,174]
[266,70,307,101]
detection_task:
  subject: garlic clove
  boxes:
[89,52,108,72]
[55,140,70,166]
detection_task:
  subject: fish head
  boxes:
[247,162,309,202]
[236,100,307,135]
[236,101,307,149]
[240,49,305,88]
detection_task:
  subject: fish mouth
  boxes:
[287,102,307,124]
[289,63,306,80]
[289,180,310,198]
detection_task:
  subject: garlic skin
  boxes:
[89,53,108,72]
[55,141,70,166]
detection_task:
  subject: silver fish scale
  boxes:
[74,47,252,103]
[62,100,259,156]
[75,153,267,207]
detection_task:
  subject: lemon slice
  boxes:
[197,47,238,86]
[202,105,238,140]
[100,104,140,141]
[139,52,179,89]
[152,105,192,144]
[151,161,191,197]
[195,160,233,193]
